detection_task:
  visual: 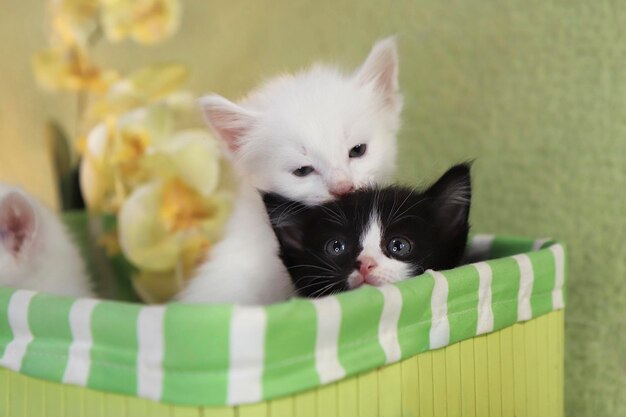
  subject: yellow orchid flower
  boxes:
[80,105,174,211]
[101,0,181,45]
[32,45,117,92]
[131,269,183,304]
[88,63,189,118]
[118,181,232,300]
[35,0,197,303]
[118,181,181,271]
[50,0,101,46]
[131,232,213,304]
[80,120,116,211]
[117,129,234,301]
[142,130,221,197]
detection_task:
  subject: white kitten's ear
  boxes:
[197,94,257,153]
[354,36,400,108]
[0,191,38,259]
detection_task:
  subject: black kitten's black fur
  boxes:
[263,163,472,298]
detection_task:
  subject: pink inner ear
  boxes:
[0,192,37,258]
[199,96,256,154]
[355,38,400,108]
[207,108,249,153]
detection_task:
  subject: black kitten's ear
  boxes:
[262,193,308,250]
[425,163,472,238]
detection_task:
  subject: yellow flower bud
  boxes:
[101,0,181,45]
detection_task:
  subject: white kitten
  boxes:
[0,184,93,297]
[177,37,402,304]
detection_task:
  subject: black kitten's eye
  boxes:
[387,237,412,257]
[292,166,314,177]
[349,144,367,158]
[325,239,346,256]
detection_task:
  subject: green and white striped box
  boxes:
[0,227,566,417]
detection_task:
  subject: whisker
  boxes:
[306,250,340,272]
[389,198,426,225]
[387,191,413,224]
[309,281,340,298]
[287,264,336,273]
[319,204,348,225]
[296,279,335,296]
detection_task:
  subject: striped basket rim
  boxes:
[0,235,566,407]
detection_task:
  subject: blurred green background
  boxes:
[1,1,624,415]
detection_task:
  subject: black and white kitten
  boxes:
[263,163,471,298]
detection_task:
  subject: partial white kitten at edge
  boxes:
[0,184,94,298]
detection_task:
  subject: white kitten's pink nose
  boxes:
[329,181,354,197]
[358,256,378,277]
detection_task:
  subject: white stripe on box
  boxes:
[377,285,403,364]
[429,271,450,349]
[228,306,266,405]
[465,234,495,261]
[313,296,346,384]
[550,244,565,310]
[137,306,166,401]
[0,290,36,372]
[532,238,551,251]
[63,298,99,385]
[474,262,494,335]
[513,254,534,321]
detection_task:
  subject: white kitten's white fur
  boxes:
[178,37,402,304]
[0,184,93,298]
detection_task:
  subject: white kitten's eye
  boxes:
[325,239,346,256]
[349,144,367,158]
[292,166,314,177]
[387,237,412,258]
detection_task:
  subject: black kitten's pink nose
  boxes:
[329,181,354,197]
[358,256,378,277]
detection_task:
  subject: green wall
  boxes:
[1,0,624,414]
